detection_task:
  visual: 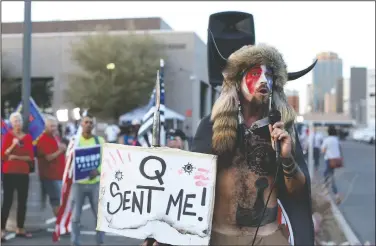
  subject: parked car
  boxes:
[352,127,375,144]
[362,128,375,144]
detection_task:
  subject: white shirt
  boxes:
[104,124,120,142]
[321,136,341,160]
[309,131,324,148]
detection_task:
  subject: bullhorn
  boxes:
[287,60,318,81]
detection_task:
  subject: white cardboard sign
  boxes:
[97,144,217,245]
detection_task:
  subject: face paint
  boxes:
[243,65,273,95]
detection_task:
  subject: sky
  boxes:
[2,1,375,114]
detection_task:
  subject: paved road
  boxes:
[318,140,375,245]
[4,204,143,245]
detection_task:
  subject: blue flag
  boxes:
[16,97,45,146]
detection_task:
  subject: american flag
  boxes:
[137,59,166,147]
[277,199,294,245]
[52,111,86,241]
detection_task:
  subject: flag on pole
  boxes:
[52,110,86,242]
[16,97,45,146]
[137,59,166,147]
[1,119,10,144]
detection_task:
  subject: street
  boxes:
[318,140,375,245]
[4,203,143,245]
[3,141,375,245]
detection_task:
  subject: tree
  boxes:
[65,31,164,120]
[1,56,53,117]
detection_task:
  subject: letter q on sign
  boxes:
[139,156,166,186]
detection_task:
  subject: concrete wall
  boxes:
[1,30,211,137]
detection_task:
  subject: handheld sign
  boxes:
[74,146,101,182]
[97,144,217,245]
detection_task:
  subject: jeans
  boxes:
[1,174,29,230]
[324,160,338,194]
[70,183,104,246]
[313,147,321,170]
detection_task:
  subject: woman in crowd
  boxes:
[1,112,34,241]
[321,125,343,204]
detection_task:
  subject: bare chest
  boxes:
[213,131,278,228]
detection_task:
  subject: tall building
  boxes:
[324,88,337,113]
[312,52,343,112]
[306,84,313,113]
[286,90,300,113]
[335,78,344,113]
[350,67,368,125]
[343,78,350,115]
[367,69,375,126]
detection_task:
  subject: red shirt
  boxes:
[36,133,66,180]
[1,132,34,174]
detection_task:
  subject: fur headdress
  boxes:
[211,44,315,155]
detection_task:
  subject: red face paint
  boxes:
[244,66,262,94]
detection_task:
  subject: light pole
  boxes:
[22,0,32,132]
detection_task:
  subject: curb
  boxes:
[326,194,361,245]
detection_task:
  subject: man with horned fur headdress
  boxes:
[143,43,315,246]
[191,44,316,245]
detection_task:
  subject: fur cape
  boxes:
[211,44,297,155]
[191,44,315,245]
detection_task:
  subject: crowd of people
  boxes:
[1,112,188,244]
[104,120,189,150]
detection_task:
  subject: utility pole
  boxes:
[22,0,32,132]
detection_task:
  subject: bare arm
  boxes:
[281,156,306,195]
[9,155,32,162]
[118,135,124,144]
[44,149,64,162]
[4,143,17,156]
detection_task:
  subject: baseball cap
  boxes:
[167,129,186,140]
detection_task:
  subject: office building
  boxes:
[306,84,313,113]
[343,78,350,115]
[312,52,343,112]
[1,18,220,137]
[324,88,336,114]
[335,78,344,113]
[367,69,375,126]
[286,90,300,113]
[350,67,367,125]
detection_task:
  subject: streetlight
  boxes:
[106,63,115,70]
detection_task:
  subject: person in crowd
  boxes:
[117,126,129,145]
[104,121,120,144]
[1,112,34,241]
[166,129,189,150]
[36,115,67,217]
[118,120,141,146]
[321,125,343,204]
[310,127,324,175]
[70,114,105,246]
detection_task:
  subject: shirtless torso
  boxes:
[210,123,285,245]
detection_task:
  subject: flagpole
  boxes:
[22,0,32,131]
[151,70,161,147]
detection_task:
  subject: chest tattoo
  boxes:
[244,131,276,176]
[236,177,277,227]
[230,127,278,227]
